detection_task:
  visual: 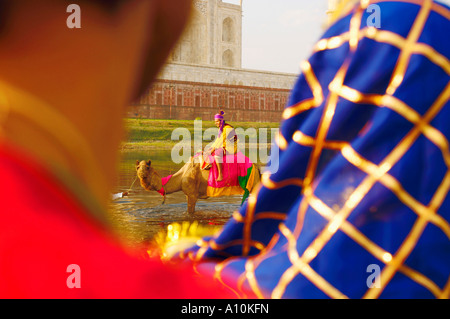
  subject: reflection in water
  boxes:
[108,149,242,245]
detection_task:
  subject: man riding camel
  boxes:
[205,111,238,182]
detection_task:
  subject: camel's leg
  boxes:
[181,166,202,214]
[186,195,197,214]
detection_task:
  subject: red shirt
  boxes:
[0,143,232,298]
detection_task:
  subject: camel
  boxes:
[136,157,260,214]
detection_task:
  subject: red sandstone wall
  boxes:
[127,80,291,123]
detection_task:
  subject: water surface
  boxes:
[108,149,242,244]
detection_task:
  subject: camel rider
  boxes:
[207,111,238,182]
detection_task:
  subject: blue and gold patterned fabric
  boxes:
[175,0,450,299]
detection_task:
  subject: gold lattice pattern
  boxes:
[183,0,450,299]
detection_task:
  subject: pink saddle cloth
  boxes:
[197,152,255,198]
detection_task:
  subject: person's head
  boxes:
[214,110,225,128]
[0,0,193,205]
[0,0,192,103]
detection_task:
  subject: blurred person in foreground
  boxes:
[0,0,233,298]
[166,0,450,299]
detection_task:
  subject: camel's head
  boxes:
[135,160,163,192]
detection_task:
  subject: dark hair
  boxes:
[0,0,127,34]
[0,0,10,37]
[82,0,127,12]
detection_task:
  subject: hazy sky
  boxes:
[231,0,450,75]
[238,0,329,74]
